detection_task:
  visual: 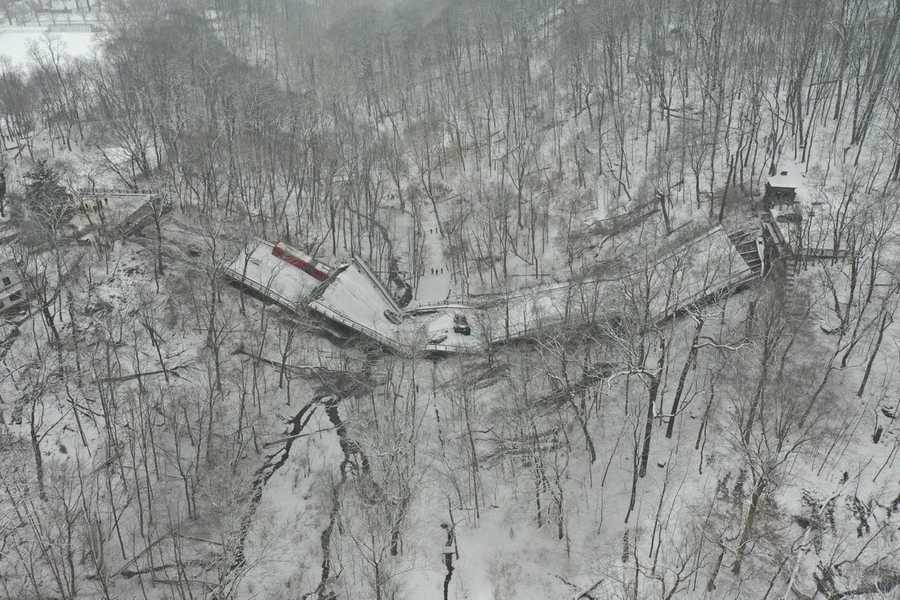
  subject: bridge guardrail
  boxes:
[308,300,407,354]
[222,267,302,312]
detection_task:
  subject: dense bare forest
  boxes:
[1,0,900,598]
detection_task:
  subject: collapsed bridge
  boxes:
[223,224,768,355]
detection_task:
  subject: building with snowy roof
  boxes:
[0,259,26,313]
[764,169,800,206]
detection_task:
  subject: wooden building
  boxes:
[0,260,26,313]
[764,169,799,206]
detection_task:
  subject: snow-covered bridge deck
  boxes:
[308,257,408,353]
[421,226,755,352]
[222,241,326,311]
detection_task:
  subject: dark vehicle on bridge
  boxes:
[453,313,471,335]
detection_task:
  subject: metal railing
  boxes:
[799,247,848,260]
[222,267,303,312]
[424,341,486,354]
[351,255,403,314]
[406,302,477,314]
[653,266,756,322]
[77,188,158,197]
[481,263,757,344]
[308,300,408,354]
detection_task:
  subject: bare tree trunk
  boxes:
[29,398,46,502]
[732,474,766,575]
[666,317,704,438]
[640,344,667,477]
[857,311,891,397]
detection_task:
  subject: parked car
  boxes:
[384,309,403,325]
[776,212,801,224]
[453,313,471,335]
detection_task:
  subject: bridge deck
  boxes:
[222,241,324,312]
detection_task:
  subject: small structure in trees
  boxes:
[0,259,26,313]
[764,169,800,207]
[762,168,804,256]
[0,220,16,245]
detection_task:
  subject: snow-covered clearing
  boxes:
[0,26,98,68]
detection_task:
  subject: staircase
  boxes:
[118,195,172,238]
[728,216,806,320]
[781,262,805,319]
[727,227,764,277]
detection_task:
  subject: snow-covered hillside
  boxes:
[1,1,900,600]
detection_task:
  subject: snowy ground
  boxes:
[2,4,900,598]
[0,26,98,68]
